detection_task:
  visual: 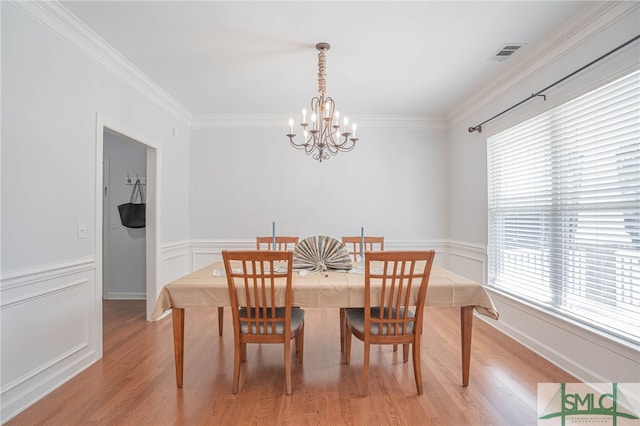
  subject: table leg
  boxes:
[218,306,224,336]
[460,306,473,387]
[172,307,185,388]
[340,308,345,352]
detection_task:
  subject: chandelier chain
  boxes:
[317,48,327,95]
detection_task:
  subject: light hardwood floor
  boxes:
[7,300,575,425]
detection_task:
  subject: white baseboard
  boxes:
[481,290,640,383]
[104,292,146,300]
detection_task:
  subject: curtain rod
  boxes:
[468,34,640,133]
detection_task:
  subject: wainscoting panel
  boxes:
[0,258,99,423]
[160,240,190,285]
[447,240,487,283]
[189,240,253,271]
[188,240,450,272]
[383,240,449,268]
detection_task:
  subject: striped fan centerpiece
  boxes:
[293,235,353,272]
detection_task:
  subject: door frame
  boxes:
[95,113,161,351]
[102,153,110,300]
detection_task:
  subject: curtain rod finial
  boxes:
[468,125,482,133]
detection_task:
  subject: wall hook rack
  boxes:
[125,174,147,185]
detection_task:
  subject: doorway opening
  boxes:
[103,129,148,302]
[95,115,160,359]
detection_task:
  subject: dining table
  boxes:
[151,261,499,388]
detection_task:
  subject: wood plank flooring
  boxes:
[7,300,575,425]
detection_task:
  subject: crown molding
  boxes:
[10,1,193,125]
[358,115,447,131]
[447,1,640,128]
[191,113,446,131]
[191,114,287,129]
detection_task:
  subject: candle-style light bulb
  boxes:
[352,123,357,138]
[302,108,307,123]
[343,116,349,133]
[288,118,294,134]
[335,110,340,123]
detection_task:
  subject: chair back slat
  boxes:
[222,249,304,395]
[342,236,384,261]
[365,251,435,338]
[344,250,434,396]
[223,250,293,336]
[256,236,299,251]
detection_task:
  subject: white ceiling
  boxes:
[60,1,597,120]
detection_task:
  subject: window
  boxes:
[487,70,640,344]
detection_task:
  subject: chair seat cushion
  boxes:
[345,307,415,335]
[238,307,305,334]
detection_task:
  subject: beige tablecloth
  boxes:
[151,263,499,321]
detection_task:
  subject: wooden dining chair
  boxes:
[343,250,435,395]
[216,237,299,336]
[341,236,384,262]
[222,250,305,395]
[340,236,385,352]
[256,236,299,251]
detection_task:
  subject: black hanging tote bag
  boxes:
[118,179,146,228]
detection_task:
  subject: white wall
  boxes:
[0,2,190,422]
[103,132,147,300]
[446,1,640,383]
[189,122,449,242]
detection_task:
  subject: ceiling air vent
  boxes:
[489,43,526,61]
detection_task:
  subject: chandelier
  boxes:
[287,43,358,162]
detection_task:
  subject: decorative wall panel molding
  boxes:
[160,240,190,285]
[0,257,99,424]
[447,240,487,284]
[189,240,249,270]
[187,239,450,270]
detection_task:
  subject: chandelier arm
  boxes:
[306,134,319,156]
[338,138,358,152]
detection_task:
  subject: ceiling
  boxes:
[60,1,597,120]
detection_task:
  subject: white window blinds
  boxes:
[487,70,640,344]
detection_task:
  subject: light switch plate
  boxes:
[77,222,86,239]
